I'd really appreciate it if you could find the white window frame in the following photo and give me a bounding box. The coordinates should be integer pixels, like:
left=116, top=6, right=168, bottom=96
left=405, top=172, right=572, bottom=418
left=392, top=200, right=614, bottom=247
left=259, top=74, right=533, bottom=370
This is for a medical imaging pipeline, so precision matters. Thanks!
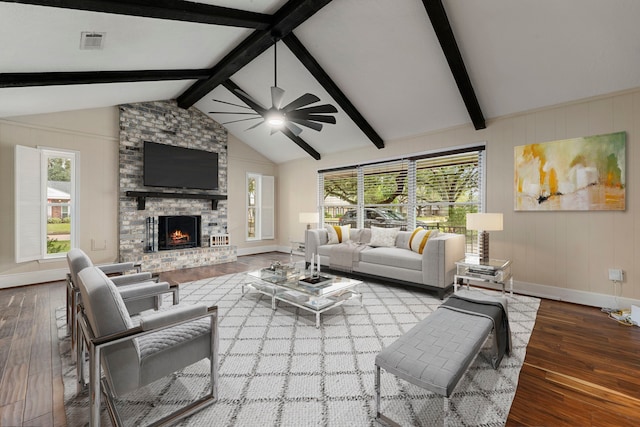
left=15, top=145, right=79, bottom=262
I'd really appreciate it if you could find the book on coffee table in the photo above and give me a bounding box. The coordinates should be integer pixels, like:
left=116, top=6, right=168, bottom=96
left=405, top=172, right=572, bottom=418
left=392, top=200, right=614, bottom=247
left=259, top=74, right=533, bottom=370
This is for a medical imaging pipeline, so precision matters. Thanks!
left=299, top=275, right=333, bottom=287
left=281, top=290, right=309, bottom=303
left=304, top=298, right=334, bottom=310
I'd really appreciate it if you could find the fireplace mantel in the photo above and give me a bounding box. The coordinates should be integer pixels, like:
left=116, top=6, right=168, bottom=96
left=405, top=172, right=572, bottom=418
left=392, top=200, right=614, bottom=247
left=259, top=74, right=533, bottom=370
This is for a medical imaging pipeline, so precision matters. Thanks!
left=125, top=191, right=227, bottom=210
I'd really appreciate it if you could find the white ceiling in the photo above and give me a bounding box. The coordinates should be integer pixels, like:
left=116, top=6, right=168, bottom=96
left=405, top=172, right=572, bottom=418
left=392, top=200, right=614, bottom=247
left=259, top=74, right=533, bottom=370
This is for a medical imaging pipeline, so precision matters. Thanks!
left=2, top=0, right=640, bottom=163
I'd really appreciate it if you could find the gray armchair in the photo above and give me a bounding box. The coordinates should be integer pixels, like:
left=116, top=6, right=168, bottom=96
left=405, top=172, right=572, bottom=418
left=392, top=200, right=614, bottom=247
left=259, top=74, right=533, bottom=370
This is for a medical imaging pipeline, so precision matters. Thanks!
left=66, top=249, right=179, bottom=363
left=76, top=266, right=218, bottom=426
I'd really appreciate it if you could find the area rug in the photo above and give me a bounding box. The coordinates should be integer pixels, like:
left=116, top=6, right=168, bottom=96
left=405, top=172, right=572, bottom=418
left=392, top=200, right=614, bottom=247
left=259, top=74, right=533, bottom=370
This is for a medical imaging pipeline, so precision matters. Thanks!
left=58, top=273, right=540, bottom=426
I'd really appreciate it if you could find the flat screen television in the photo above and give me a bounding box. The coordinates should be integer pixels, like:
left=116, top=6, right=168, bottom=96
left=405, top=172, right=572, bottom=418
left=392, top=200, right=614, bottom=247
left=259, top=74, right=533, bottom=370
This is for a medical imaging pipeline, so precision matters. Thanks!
left=143, top=141, right=219, bottom=190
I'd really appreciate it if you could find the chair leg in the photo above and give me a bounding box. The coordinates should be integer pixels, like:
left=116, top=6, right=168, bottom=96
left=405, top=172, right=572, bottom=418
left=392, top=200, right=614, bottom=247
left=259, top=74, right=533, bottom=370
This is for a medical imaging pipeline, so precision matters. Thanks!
left=89, top=342, right=101, bottom=426
left=102, top=379, right=124, bottom=427
left=76, top=317, right=88, bottom=395
left=375, top=366, right=402, bottom=427
left=66, top=275, right=73, bottom=334
left=211, top=311, right=219, bottom=401
left=375, top=365, right=381, bottom=417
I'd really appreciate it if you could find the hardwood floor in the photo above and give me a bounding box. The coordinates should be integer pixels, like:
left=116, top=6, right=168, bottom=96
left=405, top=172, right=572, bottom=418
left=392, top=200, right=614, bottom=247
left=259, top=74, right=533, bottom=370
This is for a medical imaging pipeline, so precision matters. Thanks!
left=1, top=252, right=638, bottom=426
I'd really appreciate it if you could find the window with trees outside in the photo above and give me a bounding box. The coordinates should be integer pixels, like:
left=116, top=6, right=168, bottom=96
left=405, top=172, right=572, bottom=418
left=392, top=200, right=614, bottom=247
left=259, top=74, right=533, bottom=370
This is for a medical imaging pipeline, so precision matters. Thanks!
left=15, top=146, right=78, bottom=262
left=46, top=153, right=75, bottom=255
left=319, top=146, right=485, bottom=253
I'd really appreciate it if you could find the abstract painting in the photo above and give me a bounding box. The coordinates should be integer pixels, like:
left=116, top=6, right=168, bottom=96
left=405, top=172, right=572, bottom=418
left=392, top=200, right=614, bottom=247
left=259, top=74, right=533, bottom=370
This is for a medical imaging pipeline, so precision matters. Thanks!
left=514, top=131, right=625, bottom=211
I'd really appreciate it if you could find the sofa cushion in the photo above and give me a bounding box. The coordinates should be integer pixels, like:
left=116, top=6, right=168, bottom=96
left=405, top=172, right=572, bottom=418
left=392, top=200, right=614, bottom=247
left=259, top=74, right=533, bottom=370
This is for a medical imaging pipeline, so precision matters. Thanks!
left=352, top=228, right=371, bottom=244
left=369, top=226, right=400, bottom=247
left=409, top=228, right=437, bottom=254
left=317, top=245, right=334, bottom=257
left=359, top=247, right=423, bottom=271
left=326, top=224, right=351, bottom=244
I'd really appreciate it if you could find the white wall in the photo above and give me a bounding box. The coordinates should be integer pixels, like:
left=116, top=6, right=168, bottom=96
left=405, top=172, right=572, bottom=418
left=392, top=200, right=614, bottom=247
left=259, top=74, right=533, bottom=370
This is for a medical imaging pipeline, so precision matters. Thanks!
left=277, top=88, right=640, bottom=307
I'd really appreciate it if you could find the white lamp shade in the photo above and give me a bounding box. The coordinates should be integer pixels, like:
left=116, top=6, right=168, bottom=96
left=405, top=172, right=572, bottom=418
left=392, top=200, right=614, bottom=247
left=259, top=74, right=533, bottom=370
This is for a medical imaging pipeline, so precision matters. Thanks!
left=299, top=212, right=318, bottom=224
left=466, top=213, right=503, bottom=231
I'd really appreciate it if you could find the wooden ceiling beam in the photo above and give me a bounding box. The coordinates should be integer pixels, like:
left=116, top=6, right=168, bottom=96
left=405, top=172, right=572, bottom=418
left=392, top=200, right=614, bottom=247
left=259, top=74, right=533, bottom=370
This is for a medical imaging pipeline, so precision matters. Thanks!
left=222, top=79, right=321, bottom=160
left=0, top=69, right=212, bottom=88
left=177, top=0, right=334, bottom=109
left=421, top=0, right=486, bottom=130
left=2, top=0, right=272, bottom=29
left=283, top=33, right=384, bottom=150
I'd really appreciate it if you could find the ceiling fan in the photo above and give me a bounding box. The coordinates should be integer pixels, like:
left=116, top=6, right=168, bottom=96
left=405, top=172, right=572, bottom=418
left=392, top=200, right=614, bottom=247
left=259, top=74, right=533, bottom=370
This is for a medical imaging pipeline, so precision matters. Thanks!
left=209, top=38, right=338, bottom=136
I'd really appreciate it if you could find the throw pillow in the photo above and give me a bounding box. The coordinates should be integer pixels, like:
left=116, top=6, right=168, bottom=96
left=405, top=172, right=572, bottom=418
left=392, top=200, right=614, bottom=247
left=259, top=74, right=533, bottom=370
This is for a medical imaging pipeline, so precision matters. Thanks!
left=369, top=226, right=400, bottom=247
left=326, top=224, right=351, bottom=244
left=408, top=227, right=438, bottom=254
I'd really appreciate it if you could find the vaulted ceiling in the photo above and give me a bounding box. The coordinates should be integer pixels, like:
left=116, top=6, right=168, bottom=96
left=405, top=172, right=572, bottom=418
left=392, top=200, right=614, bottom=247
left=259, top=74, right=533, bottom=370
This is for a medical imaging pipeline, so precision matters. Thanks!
left=2, top=0, right=640, bottom=163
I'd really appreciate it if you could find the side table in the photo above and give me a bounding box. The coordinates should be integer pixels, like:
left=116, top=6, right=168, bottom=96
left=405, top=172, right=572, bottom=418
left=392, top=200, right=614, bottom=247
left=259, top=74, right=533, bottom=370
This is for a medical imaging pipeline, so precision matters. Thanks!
left=454, top=257, right=513, bottom=296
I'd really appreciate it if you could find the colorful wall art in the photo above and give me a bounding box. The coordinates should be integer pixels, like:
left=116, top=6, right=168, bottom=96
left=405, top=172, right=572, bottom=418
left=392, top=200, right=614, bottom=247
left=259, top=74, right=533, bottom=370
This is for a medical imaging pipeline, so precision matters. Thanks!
left=514, top=131, right=625, bottom=211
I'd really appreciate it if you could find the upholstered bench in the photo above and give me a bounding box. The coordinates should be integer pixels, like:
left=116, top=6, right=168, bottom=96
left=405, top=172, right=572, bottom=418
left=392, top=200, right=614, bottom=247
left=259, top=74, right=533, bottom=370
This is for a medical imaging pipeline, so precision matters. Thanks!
left=374, top=291, right=510, bottom=425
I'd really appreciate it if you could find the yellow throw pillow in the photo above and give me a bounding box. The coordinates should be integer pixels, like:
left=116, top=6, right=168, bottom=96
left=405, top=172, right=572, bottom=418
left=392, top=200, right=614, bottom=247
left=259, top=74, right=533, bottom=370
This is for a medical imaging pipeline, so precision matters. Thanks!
left=409, top=227, right=434, bottom=254
left=326, top=224, right=351, bottom=244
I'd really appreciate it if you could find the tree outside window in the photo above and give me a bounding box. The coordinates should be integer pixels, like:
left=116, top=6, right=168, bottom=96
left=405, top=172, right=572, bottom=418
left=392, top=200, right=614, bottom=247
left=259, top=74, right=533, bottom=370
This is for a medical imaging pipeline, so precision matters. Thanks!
left=46, top=155, right=73, bottom=254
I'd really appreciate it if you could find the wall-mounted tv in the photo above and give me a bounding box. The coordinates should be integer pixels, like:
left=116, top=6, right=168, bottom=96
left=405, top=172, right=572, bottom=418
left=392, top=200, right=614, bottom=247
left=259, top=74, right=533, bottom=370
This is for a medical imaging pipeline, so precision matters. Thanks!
left=143, top=141, right=219, bottom=190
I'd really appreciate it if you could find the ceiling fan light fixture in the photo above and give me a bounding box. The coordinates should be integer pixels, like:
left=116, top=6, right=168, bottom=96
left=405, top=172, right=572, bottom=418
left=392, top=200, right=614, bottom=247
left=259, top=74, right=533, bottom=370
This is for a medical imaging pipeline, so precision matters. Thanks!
left=265, top=109, right=285, bottom=128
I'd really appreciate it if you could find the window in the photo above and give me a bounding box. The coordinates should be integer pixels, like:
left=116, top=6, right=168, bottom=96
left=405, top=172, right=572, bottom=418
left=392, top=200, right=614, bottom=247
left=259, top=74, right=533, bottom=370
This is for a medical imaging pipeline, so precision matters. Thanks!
left=319, top=146, right=484, bottom=252
left=15, top=145, right=79, bottom=262
left=320, top=168, right=357, bottom=226
left=362, top=160, right=409, bottom=229
left=246, top=173, right=274, bottom=241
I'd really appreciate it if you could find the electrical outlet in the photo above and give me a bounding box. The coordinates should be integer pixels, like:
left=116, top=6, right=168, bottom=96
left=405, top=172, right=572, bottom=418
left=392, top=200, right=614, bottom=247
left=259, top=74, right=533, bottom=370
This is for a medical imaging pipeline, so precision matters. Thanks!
left=608, top=268, right=623, bottom=282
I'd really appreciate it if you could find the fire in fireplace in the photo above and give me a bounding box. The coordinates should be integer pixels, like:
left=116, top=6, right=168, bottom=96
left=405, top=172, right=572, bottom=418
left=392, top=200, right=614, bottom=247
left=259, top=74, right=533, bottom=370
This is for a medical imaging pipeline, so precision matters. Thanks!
left=158, top=215, right=201, bottom=250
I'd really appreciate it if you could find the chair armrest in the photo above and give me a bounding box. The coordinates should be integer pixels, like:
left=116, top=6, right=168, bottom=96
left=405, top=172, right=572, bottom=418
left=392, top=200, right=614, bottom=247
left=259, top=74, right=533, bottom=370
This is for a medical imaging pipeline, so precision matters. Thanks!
left=82, top=306, right=217, bottom=347
left=97, top=261, right=136, bottom=275
left=117, top=281, right=170, bottom=301
left=139, top=304, right=209, bottom=331
left=110, top=272, right=154, bottom=286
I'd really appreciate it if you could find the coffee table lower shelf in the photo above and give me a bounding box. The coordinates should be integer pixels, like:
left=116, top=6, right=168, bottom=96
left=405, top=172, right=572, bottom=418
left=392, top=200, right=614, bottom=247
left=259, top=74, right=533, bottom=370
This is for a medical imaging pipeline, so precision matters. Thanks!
left=242, top=281, right=362, bottom=328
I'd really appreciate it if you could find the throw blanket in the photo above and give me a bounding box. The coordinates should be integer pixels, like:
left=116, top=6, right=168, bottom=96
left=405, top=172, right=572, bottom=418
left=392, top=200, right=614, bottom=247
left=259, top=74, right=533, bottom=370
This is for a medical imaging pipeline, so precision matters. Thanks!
left=440, top=294, right=511, bottom=369
left=329, top=241, right=367, bottom=272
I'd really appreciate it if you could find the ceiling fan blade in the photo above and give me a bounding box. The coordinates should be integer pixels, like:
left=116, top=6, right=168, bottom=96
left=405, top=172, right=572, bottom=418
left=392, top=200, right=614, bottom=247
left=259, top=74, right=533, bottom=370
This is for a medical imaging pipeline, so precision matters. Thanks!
left=245, top=120, right=265, bottom=131
left=281, top=93, right=320, bottom=113
left=221, top=117, right=262, bottom=125
left=286, top=110, right=337, bottom=122
left=271, top=86, right=285, bottom=109
left=291, top=104, right=338, bottom=115
left=306, top=114, right=337, bottom=124
left=288, top=117, right=323, bottom=131
left=211, top=98, right=253, bottom=110
left=284, top=122, right=303, bottom=136
left=208, top=111, right=260, bottom=115
left=233, top=88, right=267, bottom=115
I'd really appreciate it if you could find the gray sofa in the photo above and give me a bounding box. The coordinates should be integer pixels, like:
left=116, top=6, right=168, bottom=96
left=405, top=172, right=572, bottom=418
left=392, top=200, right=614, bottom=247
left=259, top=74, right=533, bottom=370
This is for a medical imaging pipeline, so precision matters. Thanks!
left=305, top=228, right=465, bottom=298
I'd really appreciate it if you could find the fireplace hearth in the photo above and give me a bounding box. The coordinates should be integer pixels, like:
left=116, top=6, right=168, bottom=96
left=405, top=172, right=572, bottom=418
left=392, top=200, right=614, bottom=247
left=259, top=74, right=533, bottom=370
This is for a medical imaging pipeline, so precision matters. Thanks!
left=157, top=215, right=201, bottom=250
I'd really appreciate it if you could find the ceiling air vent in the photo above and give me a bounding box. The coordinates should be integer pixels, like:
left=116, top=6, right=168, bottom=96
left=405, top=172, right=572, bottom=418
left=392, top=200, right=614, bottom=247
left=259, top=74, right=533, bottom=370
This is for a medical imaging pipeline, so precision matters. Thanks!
left=80, top=32, right=105, bottom=50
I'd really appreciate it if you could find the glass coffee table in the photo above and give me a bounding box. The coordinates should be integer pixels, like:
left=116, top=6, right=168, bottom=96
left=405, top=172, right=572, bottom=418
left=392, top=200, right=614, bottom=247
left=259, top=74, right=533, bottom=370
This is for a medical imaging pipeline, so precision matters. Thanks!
left=243, top=265, right=362, bottom=328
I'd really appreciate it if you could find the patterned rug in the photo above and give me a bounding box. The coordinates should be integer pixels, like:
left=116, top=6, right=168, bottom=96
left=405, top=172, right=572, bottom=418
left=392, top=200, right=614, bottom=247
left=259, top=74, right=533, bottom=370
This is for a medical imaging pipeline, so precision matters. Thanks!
left=58, top=273, right=540, bottom=426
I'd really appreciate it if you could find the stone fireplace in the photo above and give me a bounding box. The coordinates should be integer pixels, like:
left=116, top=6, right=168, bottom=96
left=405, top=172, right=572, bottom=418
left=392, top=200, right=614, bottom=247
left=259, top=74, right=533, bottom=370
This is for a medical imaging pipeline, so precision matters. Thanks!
left=118, top=100, right=236, bottom=273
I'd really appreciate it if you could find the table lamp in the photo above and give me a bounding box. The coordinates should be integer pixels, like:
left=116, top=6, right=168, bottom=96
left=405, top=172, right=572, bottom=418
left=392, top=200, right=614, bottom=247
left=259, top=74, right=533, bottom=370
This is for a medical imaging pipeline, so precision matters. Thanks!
left=466, top=213, right=503, bottom=262
left=299, top=212, right=318, bottom=230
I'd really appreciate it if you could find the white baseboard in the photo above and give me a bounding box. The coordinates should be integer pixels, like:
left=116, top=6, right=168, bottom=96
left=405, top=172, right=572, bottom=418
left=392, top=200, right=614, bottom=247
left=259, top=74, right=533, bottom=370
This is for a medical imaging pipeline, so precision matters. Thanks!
left=236, top=245, right=280, bottom=256
left=0, top=268, right=68, bottom=289
left=478, top=279, right=640, bottom=309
